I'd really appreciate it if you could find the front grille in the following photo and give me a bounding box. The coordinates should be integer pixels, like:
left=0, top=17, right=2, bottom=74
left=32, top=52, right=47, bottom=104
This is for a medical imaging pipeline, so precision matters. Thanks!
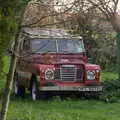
left=55, top=65, right=83, bottom=82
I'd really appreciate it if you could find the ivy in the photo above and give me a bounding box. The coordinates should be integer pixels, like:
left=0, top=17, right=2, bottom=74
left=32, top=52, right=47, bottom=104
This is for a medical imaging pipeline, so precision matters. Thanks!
left=0, top=0, right=30, bottom=78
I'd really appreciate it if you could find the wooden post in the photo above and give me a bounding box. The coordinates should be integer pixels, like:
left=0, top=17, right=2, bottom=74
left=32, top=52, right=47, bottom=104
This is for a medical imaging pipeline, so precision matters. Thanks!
left=0, top=26, right=21, bottom=120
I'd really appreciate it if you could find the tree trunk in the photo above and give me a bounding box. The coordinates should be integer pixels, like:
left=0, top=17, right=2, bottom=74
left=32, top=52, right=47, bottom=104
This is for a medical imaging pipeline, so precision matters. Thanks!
left=116, top=33, right=120, bottom=80
left=0, top=26, right=21, bottom=120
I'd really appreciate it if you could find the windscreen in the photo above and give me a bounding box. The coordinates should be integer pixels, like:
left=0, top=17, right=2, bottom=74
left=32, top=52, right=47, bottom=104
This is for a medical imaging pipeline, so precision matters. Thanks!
left=31, top=39, right=85, bottom=53
left=31, top=39, right=57, bottom=53
left=58, top=40, right=85, bottom=53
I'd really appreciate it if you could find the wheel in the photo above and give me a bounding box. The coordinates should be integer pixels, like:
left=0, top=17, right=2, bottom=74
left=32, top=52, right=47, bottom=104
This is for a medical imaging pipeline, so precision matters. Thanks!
left=84, top=91, right=100, bottom=99
left=14, top=73, right=25, bottom=97
left=31, top=81, right=39, bottom=100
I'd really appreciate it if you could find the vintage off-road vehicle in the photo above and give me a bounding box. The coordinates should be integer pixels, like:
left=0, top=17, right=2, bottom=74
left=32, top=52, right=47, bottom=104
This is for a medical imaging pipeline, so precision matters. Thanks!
left=14, top=28, right=103, bottom=100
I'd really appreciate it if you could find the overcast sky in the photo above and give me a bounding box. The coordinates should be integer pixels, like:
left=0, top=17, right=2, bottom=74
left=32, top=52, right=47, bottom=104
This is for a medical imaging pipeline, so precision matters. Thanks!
left=56, top=0, right=120, bottom=12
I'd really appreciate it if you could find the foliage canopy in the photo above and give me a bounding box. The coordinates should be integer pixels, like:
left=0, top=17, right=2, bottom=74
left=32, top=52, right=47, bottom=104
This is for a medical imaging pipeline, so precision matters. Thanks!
left=0, top=0, right=29, bottom=77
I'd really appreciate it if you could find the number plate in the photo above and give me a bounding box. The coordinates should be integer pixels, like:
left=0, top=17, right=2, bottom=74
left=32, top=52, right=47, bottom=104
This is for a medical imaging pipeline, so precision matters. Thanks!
left=73, top=86, right=103, bottom=91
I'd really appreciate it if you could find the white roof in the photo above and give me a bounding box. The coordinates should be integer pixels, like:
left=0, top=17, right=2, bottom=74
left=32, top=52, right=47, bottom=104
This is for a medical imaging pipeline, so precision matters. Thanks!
left=22, top=27, right=72, bottom=38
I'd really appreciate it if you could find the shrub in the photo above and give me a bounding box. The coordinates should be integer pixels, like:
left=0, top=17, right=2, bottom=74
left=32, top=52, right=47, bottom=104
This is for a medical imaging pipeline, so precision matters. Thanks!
left=100, top=79, right=120, bottom=102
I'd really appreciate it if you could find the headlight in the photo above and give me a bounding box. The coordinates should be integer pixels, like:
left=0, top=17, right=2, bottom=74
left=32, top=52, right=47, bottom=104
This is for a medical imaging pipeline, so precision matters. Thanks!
left=87, top=70, right=95, bottom=80
left=45, top=69, right=54, bottom=80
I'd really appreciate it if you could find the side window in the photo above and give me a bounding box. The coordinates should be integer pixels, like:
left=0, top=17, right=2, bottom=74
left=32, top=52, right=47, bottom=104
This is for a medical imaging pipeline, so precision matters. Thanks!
left=21, top=40, right=30, bottom=55
left=23, top=40, right=30, bottom=51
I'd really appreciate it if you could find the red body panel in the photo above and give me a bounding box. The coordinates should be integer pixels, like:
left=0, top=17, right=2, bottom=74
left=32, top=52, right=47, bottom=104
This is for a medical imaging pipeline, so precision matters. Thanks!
left=26, top=53, right=87, bottom=65
left=21, top=53, right=102, bottom=87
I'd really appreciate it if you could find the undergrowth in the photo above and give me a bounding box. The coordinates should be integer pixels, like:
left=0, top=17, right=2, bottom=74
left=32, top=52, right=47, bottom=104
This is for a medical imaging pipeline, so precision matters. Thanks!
left=100, top=67, right=120, bottom=102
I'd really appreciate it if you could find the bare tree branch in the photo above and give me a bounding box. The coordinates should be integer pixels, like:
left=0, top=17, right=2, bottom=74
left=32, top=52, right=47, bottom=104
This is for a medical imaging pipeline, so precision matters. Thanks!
left=113, top=0, right=119, bottom=14
left=86, top=0, right=113, bottom=20
left=22, top=0, right=78, bottom=27
left=22, top=5, right=73, bottom=27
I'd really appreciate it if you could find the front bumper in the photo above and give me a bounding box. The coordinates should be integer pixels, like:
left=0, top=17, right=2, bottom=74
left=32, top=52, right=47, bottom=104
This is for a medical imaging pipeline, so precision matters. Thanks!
left=39, top=86, right=103, bottom=92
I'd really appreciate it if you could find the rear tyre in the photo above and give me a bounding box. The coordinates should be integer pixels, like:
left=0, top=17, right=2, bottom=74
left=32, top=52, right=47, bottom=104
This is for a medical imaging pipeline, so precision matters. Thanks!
left=14, top=73, right=25, bottom=98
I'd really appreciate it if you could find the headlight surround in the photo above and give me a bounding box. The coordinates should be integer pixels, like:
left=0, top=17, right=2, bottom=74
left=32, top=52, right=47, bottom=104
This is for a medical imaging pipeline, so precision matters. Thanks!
left=87, top=70, right=95, bottom=80
left=45, top=69, right=54, bottom=80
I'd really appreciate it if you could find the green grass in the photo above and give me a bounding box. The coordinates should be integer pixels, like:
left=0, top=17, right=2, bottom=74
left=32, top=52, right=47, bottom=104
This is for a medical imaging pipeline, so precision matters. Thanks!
left=0, top=56, right=10, bottom=89
left=101, top=66, right=118, bottom=81
left=7, top=98, right=120, bottom=120
left=101, top=71, right=118, bottom=81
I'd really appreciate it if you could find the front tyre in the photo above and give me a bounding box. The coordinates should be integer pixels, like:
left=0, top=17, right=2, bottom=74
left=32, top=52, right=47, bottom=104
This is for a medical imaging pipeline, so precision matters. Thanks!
left=31, top=81, right=39, bottom=100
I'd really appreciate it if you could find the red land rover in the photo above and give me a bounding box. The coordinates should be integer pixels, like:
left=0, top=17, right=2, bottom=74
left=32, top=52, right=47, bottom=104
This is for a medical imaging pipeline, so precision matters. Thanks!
left=14, top=28, right=103, bottom=100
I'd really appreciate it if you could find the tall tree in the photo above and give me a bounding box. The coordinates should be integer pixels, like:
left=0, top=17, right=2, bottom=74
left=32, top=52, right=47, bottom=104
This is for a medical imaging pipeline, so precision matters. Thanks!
left=0, top=0, right=30, bottom=120
left=83, top=0, right=120, bottom=78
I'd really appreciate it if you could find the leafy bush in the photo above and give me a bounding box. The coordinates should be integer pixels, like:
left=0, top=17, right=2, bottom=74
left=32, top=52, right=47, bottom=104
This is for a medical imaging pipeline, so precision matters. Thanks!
left=89, top=33, right=116, bottom=69
left=100, top=79, right=120, bottom=102
left=99, top=69, right=120, bottom=102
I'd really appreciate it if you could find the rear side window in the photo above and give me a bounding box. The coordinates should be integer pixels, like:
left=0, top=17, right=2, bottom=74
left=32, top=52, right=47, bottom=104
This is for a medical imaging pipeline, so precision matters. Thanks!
left=23, top=40, right=30, bottom=51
